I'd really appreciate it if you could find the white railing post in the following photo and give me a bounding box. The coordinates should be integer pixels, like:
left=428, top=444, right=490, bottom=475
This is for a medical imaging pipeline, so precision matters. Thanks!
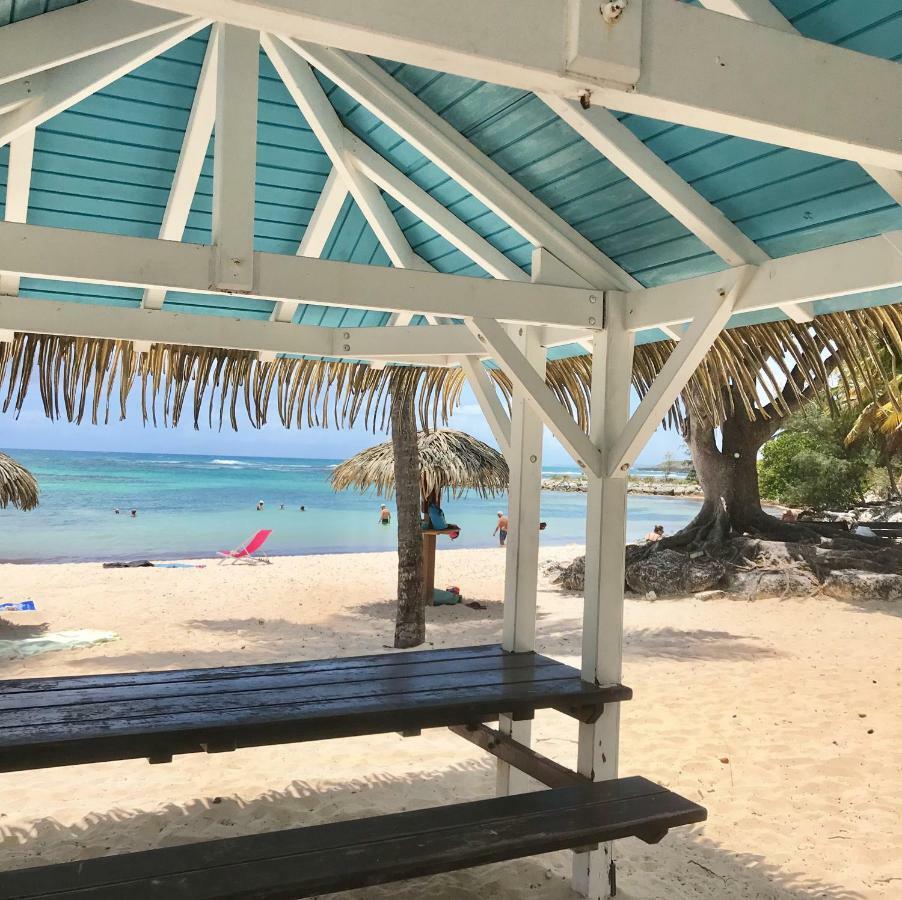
left=572, top=295, right=635, bottom=899
left=495, top=320, right=545, bottom=796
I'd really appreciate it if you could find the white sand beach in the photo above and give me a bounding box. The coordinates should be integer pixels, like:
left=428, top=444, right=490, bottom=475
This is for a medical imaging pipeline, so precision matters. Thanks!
left=1, top=545, right=899, bottom=899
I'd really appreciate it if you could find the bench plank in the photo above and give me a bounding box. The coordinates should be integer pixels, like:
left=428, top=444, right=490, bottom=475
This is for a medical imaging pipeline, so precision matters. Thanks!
left=0, top=777, right=706, bottom=900
left=0, top=647, right=631, bottom=772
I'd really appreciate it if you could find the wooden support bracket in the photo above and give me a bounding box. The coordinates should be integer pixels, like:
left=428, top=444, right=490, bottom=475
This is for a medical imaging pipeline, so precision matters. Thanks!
left=449, top=723, right=589, bottom=789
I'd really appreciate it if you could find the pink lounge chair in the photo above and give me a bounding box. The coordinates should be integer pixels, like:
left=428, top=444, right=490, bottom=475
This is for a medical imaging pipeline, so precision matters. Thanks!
left=218, top=529, right=273, bottom=564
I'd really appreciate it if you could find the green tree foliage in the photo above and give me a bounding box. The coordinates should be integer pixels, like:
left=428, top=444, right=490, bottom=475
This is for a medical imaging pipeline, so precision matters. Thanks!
left=758, top=407, right=873, bottom=509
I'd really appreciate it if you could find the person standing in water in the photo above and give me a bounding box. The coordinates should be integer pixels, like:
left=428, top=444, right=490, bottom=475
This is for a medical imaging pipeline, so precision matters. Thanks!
left=379, top=504, right=391, bottom=525
left=256, top=500, right=265, bottom=511
left=493, top=511, right=509, bottom=546
left=645, top=524, right=665, bottom=542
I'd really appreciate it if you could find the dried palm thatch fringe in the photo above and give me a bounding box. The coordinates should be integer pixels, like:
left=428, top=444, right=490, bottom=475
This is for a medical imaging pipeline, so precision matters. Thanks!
left=0, top=451, right=39, bottom=511
left=0, top=305, right=899, bottom=433
left=331, top=428, right=509, bottom=499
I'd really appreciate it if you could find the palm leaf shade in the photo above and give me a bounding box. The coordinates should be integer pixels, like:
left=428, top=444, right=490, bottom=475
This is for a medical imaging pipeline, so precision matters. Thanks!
left=0, top=304, right=899, bottom=434
left=330, top=429, right=508, bottom=500
left=0, top=452, right=39, bottom=511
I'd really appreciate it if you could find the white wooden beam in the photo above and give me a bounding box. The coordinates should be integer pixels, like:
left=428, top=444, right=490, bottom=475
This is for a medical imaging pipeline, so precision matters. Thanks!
left=623, top=231, right=902, bottom=332
left=262, top=35, right=426, bottom=274
left=0, top=0, right=194, bottom=88
left=0, top=221, right=597, bottom=326
left=143, top=25, right=220, bottom=310
left=573, top=299, right=635, bottom=900
left=139, top=0, right=902, bottom=169
left=698, top=0, right=794, bottom=32
left=0, top=18, right=208, bottom=149
left=539, top=96, right=821, bottom=323
left=211, top=24, right=259, bottom=291
left=291, top=43, right=637, bottom=292
left=0, top=128, right=35, bottom=296
left=459, top=356, right=511, bottom=456
left=468, top=316, right=603, bottom=477
left=0, top=295, right=481, bottom=360
left=542, top=97, right=769, bottom=269
left=697, top=0, right=902, bottom=204
left=347, top=136, right=529, bottom=283
left=271, top=167, right=348, bottom=323
left=608, top=269, right=752, bottom=477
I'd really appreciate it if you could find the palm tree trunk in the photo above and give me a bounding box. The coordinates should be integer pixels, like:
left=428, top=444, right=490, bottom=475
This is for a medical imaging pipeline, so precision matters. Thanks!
left=390, top=385, right=426, bottom=648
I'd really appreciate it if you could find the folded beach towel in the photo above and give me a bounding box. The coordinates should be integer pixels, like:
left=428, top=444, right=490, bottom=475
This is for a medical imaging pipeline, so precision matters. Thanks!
left=0, top=601, right=36, bottom=612
left=0, top=629, right=118, bottom=660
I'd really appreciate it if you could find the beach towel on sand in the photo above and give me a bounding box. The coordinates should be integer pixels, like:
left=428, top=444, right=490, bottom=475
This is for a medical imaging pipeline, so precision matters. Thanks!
left=0, top=629, right=118, bottom=661
left=0, top=601, right=36, bottom=612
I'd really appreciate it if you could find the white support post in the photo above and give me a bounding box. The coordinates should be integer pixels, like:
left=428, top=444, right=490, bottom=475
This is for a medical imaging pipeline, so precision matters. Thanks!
left=495, top=321, right=545, bottom=796
left=468, top=316, right=604, bottom=477
left=0, top=127, right=34, bottom=296
left=271, top=167, right=348, bottom=323
left=572, top=297, right=635, bottom=900
left=0, top=19, right=208, bottom=148
left=211, top=24, right=259, bottom=291
left=607, top=269, right=750, bottom=476
left=143, top=24, right=220, bottom=310
left=459, top=356, right=511, bottom=457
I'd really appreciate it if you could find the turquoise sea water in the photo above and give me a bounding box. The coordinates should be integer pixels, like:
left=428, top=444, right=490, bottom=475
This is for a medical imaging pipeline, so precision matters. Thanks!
left=0, top=450, right=702, bottom=563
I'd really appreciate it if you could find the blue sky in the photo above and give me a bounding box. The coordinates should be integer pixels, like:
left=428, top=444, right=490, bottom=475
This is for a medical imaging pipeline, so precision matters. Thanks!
left=0, top=379, right=686, bottom=467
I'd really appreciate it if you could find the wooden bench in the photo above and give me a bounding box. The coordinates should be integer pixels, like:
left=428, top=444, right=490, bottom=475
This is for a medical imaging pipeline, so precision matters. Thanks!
left=0, top=645, right=630, bottom=771
left=0, top=776, right=706, bottom=899
left=0, top=645, right=705, bottom=897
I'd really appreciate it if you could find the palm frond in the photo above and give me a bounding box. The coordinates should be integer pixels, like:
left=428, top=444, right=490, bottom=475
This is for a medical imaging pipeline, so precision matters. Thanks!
left=0, top=452, right=39, bottom=511
left=0, top=304, right=899, bottom=435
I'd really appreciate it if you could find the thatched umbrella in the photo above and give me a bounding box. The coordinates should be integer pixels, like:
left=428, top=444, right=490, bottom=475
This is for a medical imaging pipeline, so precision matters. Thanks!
left=0, top=452, right=39, bottom=511
left=332, top=429, right=508, bottom=612
left=330, top=428, right=508, bottom=503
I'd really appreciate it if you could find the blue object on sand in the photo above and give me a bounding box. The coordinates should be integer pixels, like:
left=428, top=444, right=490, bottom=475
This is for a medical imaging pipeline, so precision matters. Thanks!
left=0, top=601, right=36, bottom=612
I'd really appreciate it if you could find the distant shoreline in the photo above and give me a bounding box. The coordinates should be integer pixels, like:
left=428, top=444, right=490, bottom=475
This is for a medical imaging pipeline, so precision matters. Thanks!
left=542, top=475, right=703, bottom=498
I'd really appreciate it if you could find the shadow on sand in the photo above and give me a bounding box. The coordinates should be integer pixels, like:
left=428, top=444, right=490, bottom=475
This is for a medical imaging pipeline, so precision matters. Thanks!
left=0, top=756, right=862, bottom=900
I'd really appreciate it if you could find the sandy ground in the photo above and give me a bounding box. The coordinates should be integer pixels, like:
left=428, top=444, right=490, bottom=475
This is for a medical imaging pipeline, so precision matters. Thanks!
left=0, top=544, right=900, bottom=899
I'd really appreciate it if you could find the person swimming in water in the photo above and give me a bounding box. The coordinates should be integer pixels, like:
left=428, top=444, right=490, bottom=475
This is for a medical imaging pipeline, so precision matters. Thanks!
left=256, top=500, right=265, bottom=511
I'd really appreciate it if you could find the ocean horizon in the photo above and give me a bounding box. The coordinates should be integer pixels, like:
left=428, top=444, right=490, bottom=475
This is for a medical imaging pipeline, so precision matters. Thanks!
left=0, top=448, right=701, bottom=564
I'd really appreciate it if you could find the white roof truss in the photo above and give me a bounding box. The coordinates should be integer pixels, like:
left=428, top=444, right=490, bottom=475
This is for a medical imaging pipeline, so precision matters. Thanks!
left=136, top=0, right=902, bottom=170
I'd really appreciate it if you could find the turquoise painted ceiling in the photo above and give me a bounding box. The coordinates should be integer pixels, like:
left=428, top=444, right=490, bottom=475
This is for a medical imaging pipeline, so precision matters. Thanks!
left=0, top=0, right=900, bottom=351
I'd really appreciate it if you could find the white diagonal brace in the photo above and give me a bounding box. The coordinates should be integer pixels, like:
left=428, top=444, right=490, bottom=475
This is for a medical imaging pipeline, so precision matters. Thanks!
left=697, top=0, right=902, bottom=204
left=459, top=356, right=511, bottom=456
left=0, top=18, right=209, bottom=149
left=290, top=43, right=637, bottom=292
left=539, top=96, right=823, bottom=325
left=469, top=316, right=603, bottom=477
left=542, top=97, right=769, bottom=269
left=0, top=128, right=35, bottom=296
left=143, top=24, right=220, bottom=310
left=271, top=167, right=349, bottom=323
left=0, top=0, right=194, bottom=88
left=609, top=268, right=754, bottom=476
left=211, top=24, right=259, bottom=291
left=347, top=136, right=528, bottom=283
left=262, top=35, right=426, bottom=277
